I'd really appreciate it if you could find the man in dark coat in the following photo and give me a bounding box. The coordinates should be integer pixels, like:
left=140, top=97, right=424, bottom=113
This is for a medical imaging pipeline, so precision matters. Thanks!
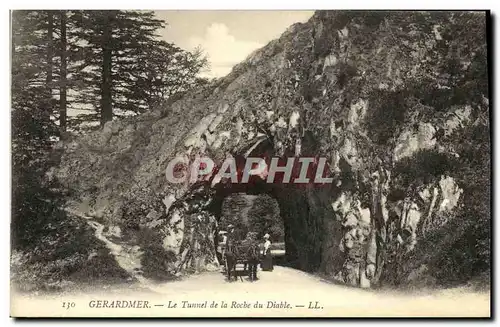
left=224, top=224, right=237, bottom=281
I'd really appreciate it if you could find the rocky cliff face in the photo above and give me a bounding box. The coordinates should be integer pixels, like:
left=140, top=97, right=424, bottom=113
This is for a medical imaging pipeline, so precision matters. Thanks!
left=55, top=11, right=490, bottom=288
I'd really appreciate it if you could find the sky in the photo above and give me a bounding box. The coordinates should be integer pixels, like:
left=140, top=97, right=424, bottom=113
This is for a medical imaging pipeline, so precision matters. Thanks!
left=154, top=11, right=314, bottom=78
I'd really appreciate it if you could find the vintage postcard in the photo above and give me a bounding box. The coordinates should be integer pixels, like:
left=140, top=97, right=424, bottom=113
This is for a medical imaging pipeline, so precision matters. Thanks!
left=10, top=9, right=491, bottom=318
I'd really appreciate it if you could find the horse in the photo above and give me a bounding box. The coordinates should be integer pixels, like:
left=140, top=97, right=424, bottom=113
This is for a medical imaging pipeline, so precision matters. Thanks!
left=224, top=240, right=239, bottom=282
left=224, top=240, right=260, bottom=282
left=245, top=241, right=260, bottom=281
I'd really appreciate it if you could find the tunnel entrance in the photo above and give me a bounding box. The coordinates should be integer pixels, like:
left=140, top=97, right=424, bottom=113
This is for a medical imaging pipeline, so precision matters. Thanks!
left=194, top=136, right=343, bottom=273
left=167, top=135, right=345, bottom=276
left=220, top=193, right=284, bottom=254
left=207, top=182, right=289, bottom=268
left=201, top=136, right=296, bottom=269
left=203, top=170, right=341, bottom=272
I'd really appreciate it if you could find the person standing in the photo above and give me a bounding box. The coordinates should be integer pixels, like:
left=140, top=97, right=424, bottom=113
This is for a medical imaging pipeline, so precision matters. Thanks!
left=261, top=233, right=273, bottom=271
left=224, top=224, right=237, bottom=281
left=226, top=224, right=235, bottom=248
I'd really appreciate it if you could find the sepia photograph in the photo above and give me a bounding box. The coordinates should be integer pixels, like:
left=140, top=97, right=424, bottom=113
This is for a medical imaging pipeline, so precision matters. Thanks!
left=9, top=9, right=491, bottom=318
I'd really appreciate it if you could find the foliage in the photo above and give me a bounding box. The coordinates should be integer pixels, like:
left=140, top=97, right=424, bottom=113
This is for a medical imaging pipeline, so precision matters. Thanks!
left=136, top=227, right=178, bottom=281
left=248, top=194, right=284, bottom=241
left=390, top=149, right=459, bottom=199
left=119, top=187, right=167, bottom=235
left=11, top=9, right=210, bottom=246
left=11, top=216, right=130, bottom=293
left=11, top=10, right=64, bottom=248
left=12, top=10, right=210, bottom=132
left=439, top=122, right=491, bottom=282
left=383, top=121, right=490, bottom=288
left=220, top=193, right=284, bottom=242
left=70, top=10, right=209, bottom=125
left=365, top=89, right=412, bottom=146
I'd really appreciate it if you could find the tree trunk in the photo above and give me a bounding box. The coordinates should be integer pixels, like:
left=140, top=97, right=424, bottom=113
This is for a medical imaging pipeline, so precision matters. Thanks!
left=59, top=11, right=67, bottom=135
left=46, top=11, right=53, bottom=91
left=45, top=10, right=54, bottom=126
left=100, top=12, right=114, bottom=127
left=370, top=166, right=391, bottom=285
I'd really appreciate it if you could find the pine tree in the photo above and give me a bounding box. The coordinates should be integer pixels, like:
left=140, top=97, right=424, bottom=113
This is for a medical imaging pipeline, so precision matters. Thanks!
left=11, top=10, right=64, bottom=247
left=71, top=10, right=208, bottom=127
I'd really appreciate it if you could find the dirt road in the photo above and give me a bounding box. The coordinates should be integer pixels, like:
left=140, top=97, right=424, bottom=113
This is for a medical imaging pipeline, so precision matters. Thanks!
left=13, top=211, right=489, bottom=317
left=11, top=265, right=490, bottom=318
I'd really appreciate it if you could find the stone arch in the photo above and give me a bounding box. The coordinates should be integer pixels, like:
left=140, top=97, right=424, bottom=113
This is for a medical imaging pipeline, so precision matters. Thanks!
left=162, top=130, right=346, bottom=275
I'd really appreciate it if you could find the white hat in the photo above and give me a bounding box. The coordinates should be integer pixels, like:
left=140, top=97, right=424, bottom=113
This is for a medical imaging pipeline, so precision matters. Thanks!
left=263, top=233, right=270, bottom=239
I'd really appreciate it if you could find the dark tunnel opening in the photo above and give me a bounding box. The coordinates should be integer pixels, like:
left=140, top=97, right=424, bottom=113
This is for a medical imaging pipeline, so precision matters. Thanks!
left=202, top=137, right=340, bottom=273
left=206, top=175, right=293, bottom=269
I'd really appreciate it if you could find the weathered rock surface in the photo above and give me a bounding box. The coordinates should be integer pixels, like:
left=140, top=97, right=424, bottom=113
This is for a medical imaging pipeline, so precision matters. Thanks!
left=55, top=11, right=489, bottom=287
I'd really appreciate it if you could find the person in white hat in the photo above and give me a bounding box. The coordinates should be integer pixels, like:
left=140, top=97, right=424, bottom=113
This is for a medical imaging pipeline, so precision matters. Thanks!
left=219, top=230, right=228, bottom=240
left=226, top=225, right=235, bottom=243
left=261, top=233, right=273, bottom=271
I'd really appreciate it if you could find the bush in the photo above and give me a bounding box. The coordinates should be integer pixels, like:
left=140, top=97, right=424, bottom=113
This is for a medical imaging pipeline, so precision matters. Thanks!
left=11, top=216, right=131, bottom=293
left=137, top=227, right=178, bottom=281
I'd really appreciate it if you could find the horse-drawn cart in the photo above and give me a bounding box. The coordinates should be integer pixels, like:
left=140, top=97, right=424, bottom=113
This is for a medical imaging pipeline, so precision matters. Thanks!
left=224, top=238, right=260, bottom=282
